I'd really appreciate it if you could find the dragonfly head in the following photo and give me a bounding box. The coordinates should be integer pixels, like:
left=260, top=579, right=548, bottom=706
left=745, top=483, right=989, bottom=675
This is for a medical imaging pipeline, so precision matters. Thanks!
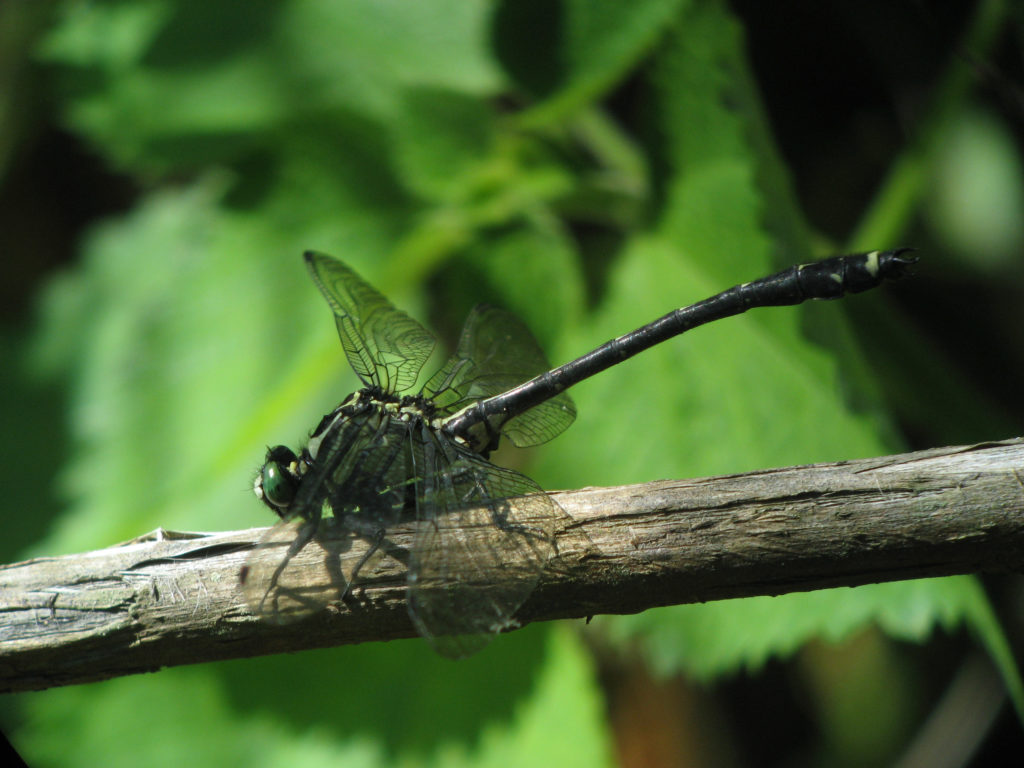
left=254, top=445, right=301, bottom=516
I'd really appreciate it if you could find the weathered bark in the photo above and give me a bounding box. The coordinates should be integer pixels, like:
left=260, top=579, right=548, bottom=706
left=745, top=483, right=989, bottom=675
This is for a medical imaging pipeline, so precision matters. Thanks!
left=1, top=439, right=1022, bottom=692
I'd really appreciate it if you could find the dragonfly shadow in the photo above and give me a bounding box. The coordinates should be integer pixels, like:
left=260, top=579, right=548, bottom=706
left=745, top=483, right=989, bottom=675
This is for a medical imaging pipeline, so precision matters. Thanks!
left=243, top=514, right=421, bottom=626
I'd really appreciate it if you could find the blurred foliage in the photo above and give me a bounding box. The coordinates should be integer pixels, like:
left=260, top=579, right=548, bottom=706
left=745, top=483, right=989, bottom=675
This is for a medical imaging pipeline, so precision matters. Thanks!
left=2, top=0, right=1024, bottom=766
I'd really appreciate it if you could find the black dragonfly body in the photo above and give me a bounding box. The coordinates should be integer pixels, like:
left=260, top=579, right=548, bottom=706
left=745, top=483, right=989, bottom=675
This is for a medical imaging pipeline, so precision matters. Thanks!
left=245, top=249, right=915, bottom=657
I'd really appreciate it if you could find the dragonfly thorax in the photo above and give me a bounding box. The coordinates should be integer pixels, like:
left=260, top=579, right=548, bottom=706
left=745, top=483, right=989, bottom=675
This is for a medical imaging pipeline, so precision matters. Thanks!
left=254, top=386, right=443, bottom=518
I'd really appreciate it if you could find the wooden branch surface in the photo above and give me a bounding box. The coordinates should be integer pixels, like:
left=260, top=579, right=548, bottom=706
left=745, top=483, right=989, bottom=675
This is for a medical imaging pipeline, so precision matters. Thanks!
left=2, top=439, right=1023, bottom=692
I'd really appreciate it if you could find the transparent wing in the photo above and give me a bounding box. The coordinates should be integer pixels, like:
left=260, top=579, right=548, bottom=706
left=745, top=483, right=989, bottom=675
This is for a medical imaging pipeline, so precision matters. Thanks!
left=406, top=426, right=565, bottom=658
left=421, top=304, right=576, bottom=447
left=305, top=251, right=435, bottom=392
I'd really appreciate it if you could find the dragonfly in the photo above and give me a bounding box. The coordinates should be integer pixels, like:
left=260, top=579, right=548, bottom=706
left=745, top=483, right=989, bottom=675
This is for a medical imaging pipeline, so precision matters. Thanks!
left=243, top=248, right=915, bottom=657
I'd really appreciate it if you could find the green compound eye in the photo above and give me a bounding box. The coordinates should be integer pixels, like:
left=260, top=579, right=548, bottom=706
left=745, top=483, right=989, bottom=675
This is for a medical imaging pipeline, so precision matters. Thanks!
left=261, top=461, right=296, bottom=509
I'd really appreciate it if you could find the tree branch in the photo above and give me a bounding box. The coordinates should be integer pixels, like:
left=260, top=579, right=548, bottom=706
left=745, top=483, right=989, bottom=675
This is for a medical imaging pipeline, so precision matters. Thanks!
left=2, top=439, right=1023, bottom=692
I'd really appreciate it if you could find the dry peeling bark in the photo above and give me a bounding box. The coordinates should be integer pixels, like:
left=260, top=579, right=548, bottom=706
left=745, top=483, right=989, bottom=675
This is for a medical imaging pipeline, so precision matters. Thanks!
left=1, top=439, right=1022, bottom=692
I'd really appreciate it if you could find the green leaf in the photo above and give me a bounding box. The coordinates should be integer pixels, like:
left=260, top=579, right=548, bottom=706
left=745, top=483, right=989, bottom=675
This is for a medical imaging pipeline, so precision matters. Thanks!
left=15, top=626, right=611, bottom=768
left=31, top=182, right=324, bottom=552
left=595, top=578, right=991, bottom=679
left=498, top=0, right=690, bottom=126
left=39, top=0, right=505, bottom=173
left=391, top=88, right=498, bottom=201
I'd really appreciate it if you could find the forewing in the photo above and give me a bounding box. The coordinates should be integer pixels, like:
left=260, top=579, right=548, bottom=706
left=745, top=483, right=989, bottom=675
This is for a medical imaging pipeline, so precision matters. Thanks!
left=422, top=305, right=576, bottom=446
left=305, top=251, right=435, bottom=392
left=406, top=430, right=563, bottom=657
